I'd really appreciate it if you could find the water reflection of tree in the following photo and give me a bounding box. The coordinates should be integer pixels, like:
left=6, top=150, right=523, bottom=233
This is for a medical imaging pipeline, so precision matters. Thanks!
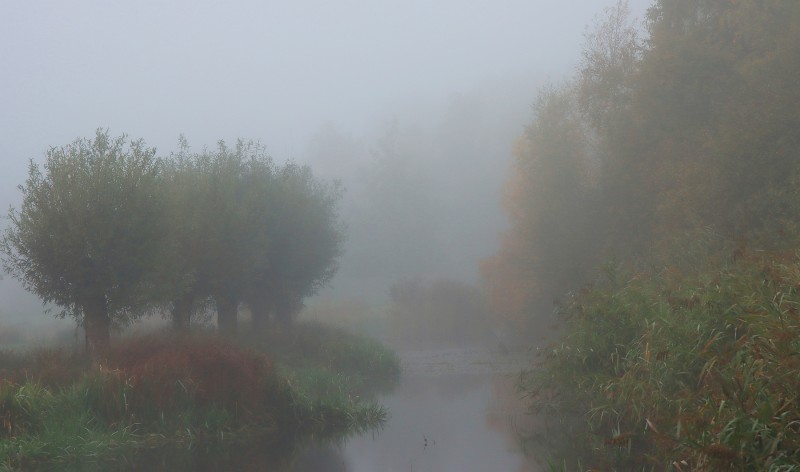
left=289, top=445, right=348, bottom=472
left=485, top=374, right=543, bottom=472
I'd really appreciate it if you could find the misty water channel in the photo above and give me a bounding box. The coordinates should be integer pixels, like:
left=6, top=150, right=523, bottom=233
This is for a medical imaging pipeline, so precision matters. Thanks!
left=126, top=348, right=540, bottom=472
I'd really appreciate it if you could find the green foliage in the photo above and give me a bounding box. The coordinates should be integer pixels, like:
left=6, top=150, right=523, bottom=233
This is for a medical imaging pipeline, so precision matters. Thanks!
left=245, top=320, right=401, bottom=383
left=2, top=130, right=344, bottom=341
left=0, top=381, right=134, bottom=469
left=2, top=129, right=163, bottom=313
left=160, top=139, right=272, bottom=334
left=161, top=137, right=344, bottom=333
left=526, top=245, right=800, bottom=470
left=485, top=0, right=800, bottom=335
left=281, top=367, right=387, bottom=435
left=502, top=4, right=800, bottom=467
left=1, top=130, right=163, bottom=354
left=247, top=161, right=345, bottom=325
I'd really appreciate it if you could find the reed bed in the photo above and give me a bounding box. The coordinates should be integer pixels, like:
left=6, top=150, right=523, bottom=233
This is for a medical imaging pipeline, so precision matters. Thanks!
left=527, top=247, right=800, bottom=470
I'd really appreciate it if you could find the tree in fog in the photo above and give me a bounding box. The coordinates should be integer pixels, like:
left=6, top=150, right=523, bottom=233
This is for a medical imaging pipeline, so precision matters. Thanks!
left=161, top=140, right=203, bottom=332
left=161, top=140, right=271, bottom=336
left=578, top=0, right=641, bottom=132
left=244, top=162, right=344, bottom=329
left=639, top=0, right=800, bottom=238
left=587, top=0, right=800, bottom=248
left=345, top=121, right=446, bottom=290
left=484, top=0, right=800, bottom=335
left=481, top=87, right=600, bottom=333
left=1, top=130, right=163, bottom=357
left=162, top=139, right=343, bottom=334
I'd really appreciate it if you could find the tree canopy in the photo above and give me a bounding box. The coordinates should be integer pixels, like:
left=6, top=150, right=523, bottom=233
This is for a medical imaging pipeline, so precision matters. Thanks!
left=1, top=130, right=164, bottom=356
left=159, top=139, right=345, bottom=336
left=483, top=0, right=800, bottom=334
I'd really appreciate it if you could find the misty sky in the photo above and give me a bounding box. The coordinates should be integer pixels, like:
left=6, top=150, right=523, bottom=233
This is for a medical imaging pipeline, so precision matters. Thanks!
left=0, top=0, right=651, bottom=319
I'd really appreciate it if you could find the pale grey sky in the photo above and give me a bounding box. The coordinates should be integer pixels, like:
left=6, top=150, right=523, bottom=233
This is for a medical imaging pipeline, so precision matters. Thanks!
left=2, top=0, right=649, bottom=172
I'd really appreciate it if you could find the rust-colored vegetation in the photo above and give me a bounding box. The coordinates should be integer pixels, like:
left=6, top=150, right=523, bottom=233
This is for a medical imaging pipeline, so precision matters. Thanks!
left=0, top=323, right=397, bottom=468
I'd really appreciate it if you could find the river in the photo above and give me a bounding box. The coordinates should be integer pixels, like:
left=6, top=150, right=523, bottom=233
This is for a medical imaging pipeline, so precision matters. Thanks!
left=322, top=347, right=540, bottom=472
left=122, top=347, right=541, bottom=472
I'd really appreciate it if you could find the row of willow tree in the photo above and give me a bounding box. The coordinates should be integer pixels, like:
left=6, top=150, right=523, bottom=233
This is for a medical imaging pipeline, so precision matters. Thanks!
left=1, top=131, right=344, bottom=358
left=482, top=0, right=800, bottom=333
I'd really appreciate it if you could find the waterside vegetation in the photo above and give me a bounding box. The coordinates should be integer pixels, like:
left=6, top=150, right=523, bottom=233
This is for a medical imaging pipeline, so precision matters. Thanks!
left=0, top=321, right=399, bottom=470
left=477, top=0, right=800, bottom=469
left=527, top=238, right=800, bottom=470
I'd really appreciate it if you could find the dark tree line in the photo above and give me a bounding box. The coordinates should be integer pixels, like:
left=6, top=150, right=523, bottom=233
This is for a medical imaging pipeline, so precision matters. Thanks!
left=1, top=130, right=344, bottom=358
left=483, top=0, right=800, bottom=333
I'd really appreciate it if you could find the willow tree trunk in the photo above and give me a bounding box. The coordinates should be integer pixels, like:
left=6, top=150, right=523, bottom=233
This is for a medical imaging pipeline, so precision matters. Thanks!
left=248, top=296, right=271, bottom=334
left=172, top=292, right=194, bottom=333
left=83, top=295, right=111, bottom=360
left=275, top=295, right=298, bottom=328
left=216, top=295, right=239, bottom=337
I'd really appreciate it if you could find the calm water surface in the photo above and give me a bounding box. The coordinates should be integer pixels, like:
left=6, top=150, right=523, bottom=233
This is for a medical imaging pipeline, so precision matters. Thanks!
left=292, top=348, right=540, bottom=472
left=126, top=348, right=541, bottom=472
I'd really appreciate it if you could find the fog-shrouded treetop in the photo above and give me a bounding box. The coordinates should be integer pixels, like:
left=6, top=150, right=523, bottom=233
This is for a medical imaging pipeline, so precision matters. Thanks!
left=1, top=130, right=164, bottom=356
left=2, top=129, right=345, bottom=355
left=156, top=138, right=345, bottom=336
left=483, top=0, right=800, bottom=336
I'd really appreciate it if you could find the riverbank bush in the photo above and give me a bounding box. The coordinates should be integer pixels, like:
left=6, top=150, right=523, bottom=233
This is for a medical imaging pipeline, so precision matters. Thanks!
left=388, top=278, right=494, bottom=348
left=526, top=246, right=800, bottom=470
left=0, top=323, right=399, bottom=469
left=247, top=320, right=401, bottom=386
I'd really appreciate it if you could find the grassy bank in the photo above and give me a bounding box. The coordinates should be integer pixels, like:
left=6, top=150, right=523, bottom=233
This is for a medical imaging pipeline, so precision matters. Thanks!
left=0, top=321, right=400, bottom=470
left=526, top=245, right=800, bottom=471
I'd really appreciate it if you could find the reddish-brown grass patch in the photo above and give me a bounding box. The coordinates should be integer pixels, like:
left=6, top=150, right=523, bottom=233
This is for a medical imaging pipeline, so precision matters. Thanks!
left=103, top=335, right=275, bottom=419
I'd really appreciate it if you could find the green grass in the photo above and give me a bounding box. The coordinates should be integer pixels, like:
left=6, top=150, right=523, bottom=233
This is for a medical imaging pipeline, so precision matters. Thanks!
left=525, top=245, right=800, bottom=471
left=0, top=322, right=400, bottom=469
left=0, top=381, right=135, bottom=470
left=282, top=367, right=388, bottom=436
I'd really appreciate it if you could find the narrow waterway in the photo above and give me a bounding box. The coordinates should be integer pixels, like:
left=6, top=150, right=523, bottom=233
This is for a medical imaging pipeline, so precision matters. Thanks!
left=293, top=347, right=540, bottom=472
left=122, top=347, right=541, bottom=471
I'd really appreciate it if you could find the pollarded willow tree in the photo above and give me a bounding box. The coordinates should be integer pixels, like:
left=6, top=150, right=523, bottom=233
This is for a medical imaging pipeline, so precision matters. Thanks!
left=1, top=130, right=164, bottom=358
left=161, top=139, right=271, bottom=336
left=1, top=130, right=345, bottom=347
left=162, top=139, right=344, bottom=335
left=243, top=162, right=345, bottom=331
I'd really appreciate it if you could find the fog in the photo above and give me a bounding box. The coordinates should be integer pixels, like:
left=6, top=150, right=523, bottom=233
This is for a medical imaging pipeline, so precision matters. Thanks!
left=1, top=0, right=652, bottom=326
left=5, top=2, right=800, bottom=469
